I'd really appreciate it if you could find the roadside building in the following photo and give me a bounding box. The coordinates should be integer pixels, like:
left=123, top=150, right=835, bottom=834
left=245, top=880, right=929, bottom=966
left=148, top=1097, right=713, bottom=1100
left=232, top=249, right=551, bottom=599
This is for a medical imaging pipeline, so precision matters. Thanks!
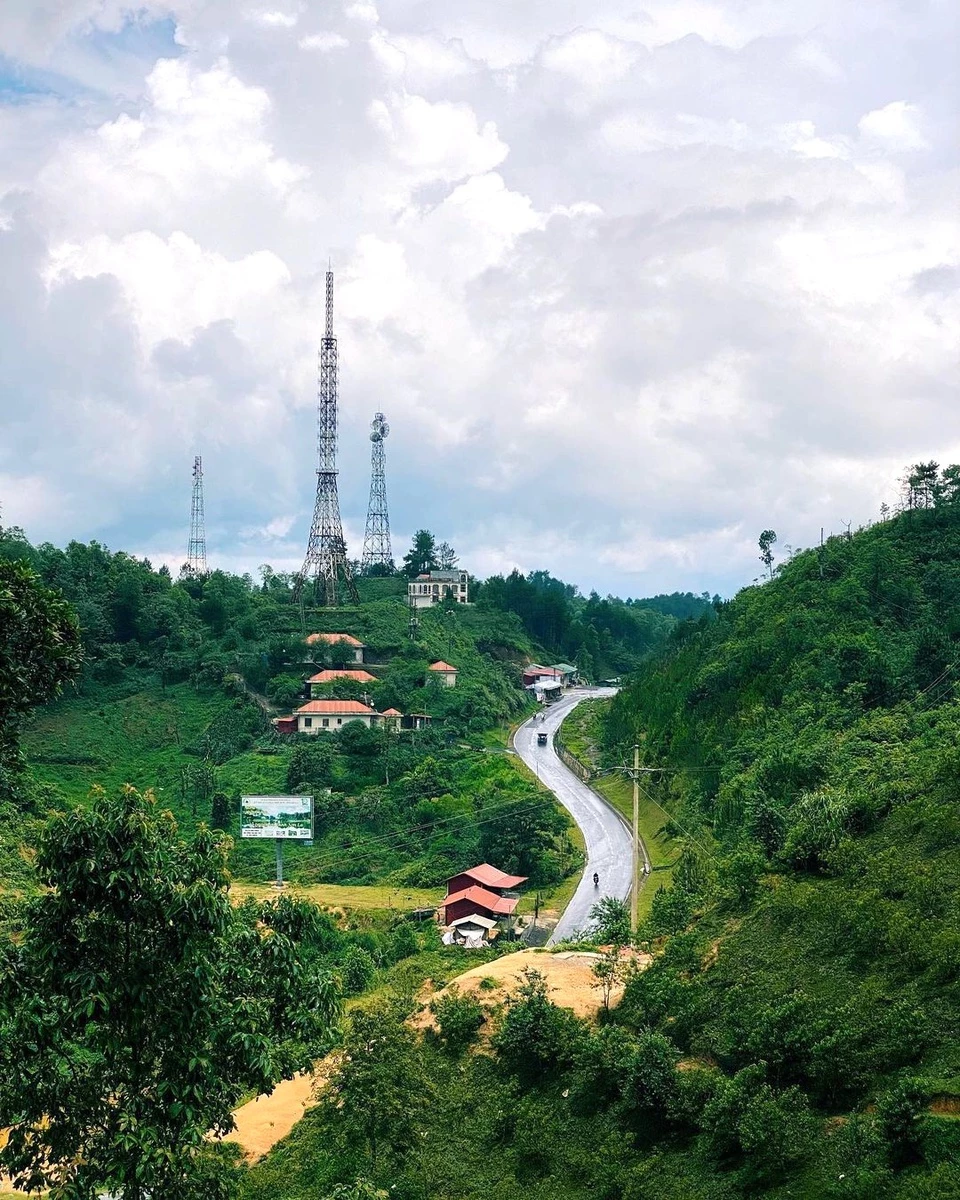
left=522, top=664, right=562, bottom=688
left=552, top=663, right=578, bottom=686
left=306, top=668, right=377, bottom=697
left=271, top=715, right=298, bottom=735
left=408, top=569, right=470, bottom=609
left=304, top=632, right=366, bottom=664
left=428, top=660, right=458, bottom=688
left=442, top=884, right=519, bottom=927
left=402, top=712, right=433, bottom=730
left=294, top=699, right=379, bottom=733
left=446, top=863, right=528, bottom=897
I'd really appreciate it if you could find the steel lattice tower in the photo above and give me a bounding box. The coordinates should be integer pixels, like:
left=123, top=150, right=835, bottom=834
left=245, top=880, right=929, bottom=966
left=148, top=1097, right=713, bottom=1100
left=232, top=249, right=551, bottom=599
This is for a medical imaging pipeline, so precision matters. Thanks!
left=186, top=455, right=207, bottom=576
left=361, top=412, right=393, bottom=572
left=296, top=269, right=359, bottom=606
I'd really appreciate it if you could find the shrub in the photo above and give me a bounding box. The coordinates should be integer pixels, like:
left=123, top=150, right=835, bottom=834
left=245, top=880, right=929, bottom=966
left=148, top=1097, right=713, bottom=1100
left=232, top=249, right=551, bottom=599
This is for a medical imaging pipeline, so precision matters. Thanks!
left=430, top=986, right=485, bottom=1055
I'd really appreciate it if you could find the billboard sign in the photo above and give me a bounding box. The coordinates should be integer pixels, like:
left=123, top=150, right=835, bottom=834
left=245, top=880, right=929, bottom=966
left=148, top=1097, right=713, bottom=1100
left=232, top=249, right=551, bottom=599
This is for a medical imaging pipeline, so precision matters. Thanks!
left=240, top=795, right=314, bottom=840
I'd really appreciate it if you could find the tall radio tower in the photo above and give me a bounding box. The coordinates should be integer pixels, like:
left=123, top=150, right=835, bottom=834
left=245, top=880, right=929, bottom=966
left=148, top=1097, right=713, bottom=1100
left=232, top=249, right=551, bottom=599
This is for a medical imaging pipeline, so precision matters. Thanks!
left=296, top=268, right=359, bottom=606
left=186, top=455, right=207, bottom=576
left=361, top=412, right=393, bottom=573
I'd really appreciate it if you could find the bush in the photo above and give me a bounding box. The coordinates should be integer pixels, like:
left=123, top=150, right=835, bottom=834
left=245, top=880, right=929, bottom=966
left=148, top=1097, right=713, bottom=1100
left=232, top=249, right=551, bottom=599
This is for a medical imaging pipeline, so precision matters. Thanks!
left=339, top=944, right=376, bottom=995
left=430, top=987, right=484, bottom=1055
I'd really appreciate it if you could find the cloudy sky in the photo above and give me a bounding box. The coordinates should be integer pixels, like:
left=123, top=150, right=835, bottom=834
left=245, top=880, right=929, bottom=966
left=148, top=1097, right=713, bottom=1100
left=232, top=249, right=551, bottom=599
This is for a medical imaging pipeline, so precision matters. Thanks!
left=0, top=1, right=957, bottom=598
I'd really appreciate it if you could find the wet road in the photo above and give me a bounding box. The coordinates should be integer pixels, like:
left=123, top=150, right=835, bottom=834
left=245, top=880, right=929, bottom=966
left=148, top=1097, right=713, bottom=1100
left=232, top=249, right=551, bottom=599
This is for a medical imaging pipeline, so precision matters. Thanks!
left=513, top=688, right=634, bottom=943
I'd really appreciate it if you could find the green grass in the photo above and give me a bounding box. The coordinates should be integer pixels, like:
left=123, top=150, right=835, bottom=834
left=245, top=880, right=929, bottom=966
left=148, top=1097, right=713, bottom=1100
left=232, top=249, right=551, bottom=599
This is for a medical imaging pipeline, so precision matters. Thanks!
left=230, top=881, right=442, bottom=911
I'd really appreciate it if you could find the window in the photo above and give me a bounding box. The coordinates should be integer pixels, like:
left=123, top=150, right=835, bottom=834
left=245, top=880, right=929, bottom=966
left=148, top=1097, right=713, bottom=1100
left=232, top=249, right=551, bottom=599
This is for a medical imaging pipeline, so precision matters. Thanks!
left=322, top=718, right=329, bottom=728
left=304, top=717, right=313, bottom=728
left=337, top=718, right=342, bottom=725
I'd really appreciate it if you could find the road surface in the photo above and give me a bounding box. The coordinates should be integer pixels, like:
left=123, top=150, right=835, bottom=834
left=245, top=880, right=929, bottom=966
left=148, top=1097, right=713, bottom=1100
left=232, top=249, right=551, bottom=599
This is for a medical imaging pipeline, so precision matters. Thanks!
left=513, top=688, right=634, bottom=942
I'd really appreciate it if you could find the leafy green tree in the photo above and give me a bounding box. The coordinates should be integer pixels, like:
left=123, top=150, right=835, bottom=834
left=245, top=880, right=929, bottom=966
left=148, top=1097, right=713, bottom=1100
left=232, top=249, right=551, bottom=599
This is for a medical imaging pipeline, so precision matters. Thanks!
left=492, top=968, right=586, bottom=1085
left=430, top=986, right=485, bottom=1054
left=876, top=1077, right=928, bottom=1167
left=0, top=785, right=339, bottom=1200
left=436, top=541, right=458, bottom=570
left=0, top=560, right=81, bottom=796
left=402, top=530, right=439, bottom=578
left=758, top=529, right=777, bottom=578
left=589, top=895, right=630, bottom=944
left=321, top=1002, right=433, bottom=1169
left=210, top=790, right=231, bottom=831
left=340, top=944, right=376, bottom=994
left=266, top=673, right=305, bottom=706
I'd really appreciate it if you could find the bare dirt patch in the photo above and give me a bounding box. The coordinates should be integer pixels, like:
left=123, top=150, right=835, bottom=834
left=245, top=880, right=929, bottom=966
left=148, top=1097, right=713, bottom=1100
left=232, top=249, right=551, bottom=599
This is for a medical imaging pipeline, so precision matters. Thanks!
left=417, top=946, right=651, bottom=1028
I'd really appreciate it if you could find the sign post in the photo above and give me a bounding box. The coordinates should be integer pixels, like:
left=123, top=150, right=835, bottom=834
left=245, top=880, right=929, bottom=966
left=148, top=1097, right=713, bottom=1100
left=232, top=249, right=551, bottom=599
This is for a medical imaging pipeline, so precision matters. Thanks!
left=240, top=795, right=314, bottom=889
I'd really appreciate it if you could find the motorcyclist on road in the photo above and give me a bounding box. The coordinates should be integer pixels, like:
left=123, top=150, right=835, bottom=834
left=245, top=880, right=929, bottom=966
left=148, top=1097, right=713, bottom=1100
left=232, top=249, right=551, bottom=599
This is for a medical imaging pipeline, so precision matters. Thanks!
left=592, top=872, right=599, bottom=888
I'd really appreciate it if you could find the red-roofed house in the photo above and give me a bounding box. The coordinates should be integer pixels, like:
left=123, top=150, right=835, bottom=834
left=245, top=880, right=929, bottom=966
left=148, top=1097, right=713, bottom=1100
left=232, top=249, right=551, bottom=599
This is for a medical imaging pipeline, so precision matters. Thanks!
left=304, top=632, right=366, bottom=664
left=522, top=664, right=562, bottom=688
left=446, top=863, right=529, bottom=896
left=271, top=715, right=298, bottom=735
left=442, top=885, right=519, bottom=926
left=295, top=699, right=378, bottom=733
left=381, top=707, right=402, bottom=730
left=428, top=660, right=458, bottom=688
left=307, top=668, right=377, bottom=697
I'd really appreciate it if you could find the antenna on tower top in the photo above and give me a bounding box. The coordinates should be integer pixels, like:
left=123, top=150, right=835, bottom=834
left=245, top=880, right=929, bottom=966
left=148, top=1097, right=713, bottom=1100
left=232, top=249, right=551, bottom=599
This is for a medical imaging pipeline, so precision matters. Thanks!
left=186, top=455, right=207, bottom=576
left=295, top=268, right=359, bottom=608
left=361, top=412, right=393, bottom=574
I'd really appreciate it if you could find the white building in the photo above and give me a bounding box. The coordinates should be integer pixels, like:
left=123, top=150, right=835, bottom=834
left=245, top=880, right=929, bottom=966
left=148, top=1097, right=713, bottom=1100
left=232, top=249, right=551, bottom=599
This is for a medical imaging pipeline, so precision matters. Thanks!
left=408, top=570, right=469, bottom=609
left=295, top=699, right=378, bottom=732
left=304, top=632, right=366, bottom=664
left=428, top=661, right=458, bottom=688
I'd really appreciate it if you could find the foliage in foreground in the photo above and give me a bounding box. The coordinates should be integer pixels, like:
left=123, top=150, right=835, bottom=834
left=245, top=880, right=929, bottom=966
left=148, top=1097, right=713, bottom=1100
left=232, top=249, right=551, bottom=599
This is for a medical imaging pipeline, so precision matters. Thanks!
left=0, top=786, right=339, bottom=1200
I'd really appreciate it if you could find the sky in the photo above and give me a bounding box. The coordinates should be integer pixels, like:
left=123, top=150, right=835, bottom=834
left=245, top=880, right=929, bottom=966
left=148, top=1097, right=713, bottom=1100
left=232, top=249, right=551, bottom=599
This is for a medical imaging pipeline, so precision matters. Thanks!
left=0, top=1, right=957, bottom=599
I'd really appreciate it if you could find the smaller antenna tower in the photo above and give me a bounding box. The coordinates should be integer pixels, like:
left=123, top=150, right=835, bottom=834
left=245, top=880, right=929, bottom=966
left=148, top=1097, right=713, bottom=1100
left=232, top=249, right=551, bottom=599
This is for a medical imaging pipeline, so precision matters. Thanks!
left=186, top=455, right=207, bottom=576
left=361, top=412, right=393, bottom=572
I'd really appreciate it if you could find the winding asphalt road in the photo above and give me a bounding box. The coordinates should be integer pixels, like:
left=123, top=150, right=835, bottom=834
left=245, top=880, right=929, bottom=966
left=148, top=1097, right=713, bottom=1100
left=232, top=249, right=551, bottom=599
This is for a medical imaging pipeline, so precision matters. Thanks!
left=513, top=688, right=634, bottom=942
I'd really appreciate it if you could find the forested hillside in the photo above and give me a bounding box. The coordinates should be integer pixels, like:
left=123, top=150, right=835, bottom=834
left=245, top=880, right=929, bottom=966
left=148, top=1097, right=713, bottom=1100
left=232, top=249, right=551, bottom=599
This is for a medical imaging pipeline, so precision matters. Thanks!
left=593, top=487, right=960, bottom=1196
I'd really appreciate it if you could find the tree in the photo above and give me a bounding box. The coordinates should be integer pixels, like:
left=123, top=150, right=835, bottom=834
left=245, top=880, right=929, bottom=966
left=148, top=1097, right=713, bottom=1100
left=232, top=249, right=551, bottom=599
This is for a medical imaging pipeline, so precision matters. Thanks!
left=210, top=790, right=231, bottom=831
left=492, top=968, right=586, bottom=1085
left=590, top=895, right=631, bottom=944
left=0, top=560, right=81, bottom=797
left=0, top=785, right=339, bottom=1200
left=592, top=944, right=631, bottom=1011
left=321, top=1002, right=433, bottom=1169
left=758, top=530, right=777, bottom=579
left=430, top=986, right=484, bottom=1054
left=436, top=541, right=458, bottom=570
left=402, top=530, right=439, bottom=578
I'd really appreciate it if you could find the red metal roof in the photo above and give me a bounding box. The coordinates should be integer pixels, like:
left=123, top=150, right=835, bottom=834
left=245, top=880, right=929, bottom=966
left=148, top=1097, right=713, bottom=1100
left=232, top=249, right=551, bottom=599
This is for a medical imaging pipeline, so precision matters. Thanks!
left=442, top=885, right=518, bottom=916
left=429, top=661, right=458, bottom=672
left=457, top=863, right=529, bottom=890
left=381, top=707, right=402, bottom=716
left=305, top=632, right=365, bottom=647
left=523, top=665, right=561, bottom=677
left=307, top=669, right=377, bottom=683
left=295, top=699, right=375, bottom=714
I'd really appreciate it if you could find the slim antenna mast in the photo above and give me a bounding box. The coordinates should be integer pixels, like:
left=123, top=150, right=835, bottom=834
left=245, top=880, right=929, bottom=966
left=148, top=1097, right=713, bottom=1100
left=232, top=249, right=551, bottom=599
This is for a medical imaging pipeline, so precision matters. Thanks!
left=295, top=268, right=359, bottom=606
left=361, top=412, right=393, bottom=572
left=186, top=455, right=207, bottom=576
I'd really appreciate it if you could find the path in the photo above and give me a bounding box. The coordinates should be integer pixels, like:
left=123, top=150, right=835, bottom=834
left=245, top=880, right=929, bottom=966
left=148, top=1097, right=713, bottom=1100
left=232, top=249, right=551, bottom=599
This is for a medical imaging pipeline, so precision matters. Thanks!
left=513, top=688, right=635, bottom=942
left=229, top=1072, right=319, bottom=1161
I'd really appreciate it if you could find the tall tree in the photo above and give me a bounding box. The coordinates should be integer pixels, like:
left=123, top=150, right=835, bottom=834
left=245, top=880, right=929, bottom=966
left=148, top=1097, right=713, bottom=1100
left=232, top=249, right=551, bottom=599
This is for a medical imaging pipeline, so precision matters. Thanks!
left=0, top=785, right=339, bottom=1200
left=0, top=560, right=81, bottom=798
left=758, top=530, right=777, bottom=579
left=435, top=541, right=458, bottom=570
left=402, top=530, right=439, bottom=578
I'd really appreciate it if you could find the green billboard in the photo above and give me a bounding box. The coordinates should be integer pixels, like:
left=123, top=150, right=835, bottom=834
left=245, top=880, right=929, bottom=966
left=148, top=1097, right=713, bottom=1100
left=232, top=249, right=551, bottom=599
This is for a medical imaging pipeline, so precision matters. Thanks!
left=240, top=795, right=314, bottom=840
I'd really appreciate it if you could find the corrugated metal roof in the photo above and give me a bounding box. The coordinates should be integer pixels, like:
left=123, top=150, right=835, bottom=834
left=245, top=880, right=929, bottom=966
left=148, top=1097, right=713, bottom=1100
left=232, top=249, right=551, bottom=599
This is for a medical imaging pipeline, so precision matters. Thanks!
left=295, top=699, right=375, bottom=714
left=442, top=885, right=519, bottom=915
left=455, top=863, right=528, bottom=890
left=450, top=914, right=497, bottom=930
left=307, top=669, right=377, bottom=683
left=429, top=661, right=458, bottom=672
left=304, top=632, right=365, bottom=647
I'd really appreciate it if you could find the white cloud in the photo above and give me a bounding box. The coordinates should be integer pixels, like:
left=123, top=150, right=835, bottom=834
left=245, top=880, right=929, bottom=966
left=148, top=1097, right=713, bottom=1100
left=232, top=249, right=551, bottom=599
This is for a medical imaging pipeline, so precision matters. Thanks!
left=858, top=101, right=929, bottom=151
left=0, top=0, right=958, bottom=598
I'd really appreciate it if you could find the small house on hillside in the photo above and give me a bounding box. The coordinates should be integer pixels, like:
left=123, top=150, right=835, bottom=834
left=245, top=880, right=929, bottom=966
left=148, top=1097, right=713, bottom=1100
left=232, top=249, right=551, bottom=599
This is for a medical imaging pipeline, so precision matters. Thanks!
left=294, top=699, right=379, bottom=733
left=428, top=660, right=458, bottom=688
left=442, top=884, right=519, bottom=927
left=446, top=863, right=528, bottom=897
left=307, top=668, right=377, bottom=697
left=272, top=715, right=298, bottom=735
left=381, top=707, right=403, bottom=730
left=305, top=632, right=366, bottom=664
left=522, top=664, right=562, bottom=688
left=408, top=569, right=469, bottom=609
left=552, top=663, right=578, bottom=685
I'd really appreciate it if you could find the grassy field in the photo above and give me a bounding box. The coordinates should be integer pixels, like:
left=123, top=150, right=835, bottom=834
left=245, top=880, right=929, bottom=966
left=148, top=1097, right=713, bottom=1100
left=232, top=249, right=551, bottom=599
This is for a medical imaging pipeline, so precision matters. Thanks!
left=230, top=881, right=442, bottom=911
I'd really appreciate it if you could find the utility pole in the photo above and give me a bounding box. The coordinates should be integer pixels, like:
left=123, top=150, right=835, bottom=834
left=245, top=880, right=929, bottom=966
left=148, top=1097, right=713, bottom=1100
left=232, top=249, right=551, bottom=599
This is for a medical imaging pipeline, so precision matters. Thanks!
left=631, top=744, right=640, bottom=935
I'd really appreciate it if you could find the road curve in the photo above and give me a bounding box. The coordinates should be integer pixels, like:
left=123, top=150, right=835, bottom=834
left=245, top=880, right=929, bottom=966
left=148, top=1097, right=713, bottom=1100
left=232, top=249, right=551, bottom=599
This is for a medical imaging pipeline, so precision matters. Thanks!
left=513, top=688, right=633, bottom=943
